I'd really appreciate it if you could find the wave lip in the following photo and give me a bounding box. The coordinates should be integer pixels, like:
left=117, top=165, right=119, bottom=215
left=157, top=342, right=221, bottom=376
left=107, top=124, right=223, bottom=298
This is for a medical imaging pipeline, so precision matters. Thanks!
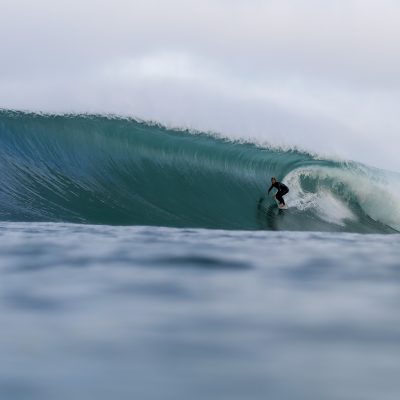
left=284, top=165, right=400, bottom=232
left=0, top=110, right=398, bottom=233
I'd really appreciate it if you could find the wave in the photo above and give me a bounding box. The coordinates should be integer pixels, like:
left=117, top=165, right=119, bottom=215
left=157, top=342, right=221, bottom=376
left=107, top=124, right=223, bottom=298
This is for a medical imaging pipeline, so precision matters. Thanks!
left=0, top=110, right=399, bottom=233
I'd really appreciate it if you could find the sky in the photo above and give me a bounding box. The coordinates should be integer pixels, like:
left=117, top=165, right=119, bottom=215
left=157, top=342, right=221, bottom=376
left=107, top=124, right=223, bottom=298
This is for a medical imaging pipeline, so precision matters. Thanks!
left=1, top=0, right=400, bottom=171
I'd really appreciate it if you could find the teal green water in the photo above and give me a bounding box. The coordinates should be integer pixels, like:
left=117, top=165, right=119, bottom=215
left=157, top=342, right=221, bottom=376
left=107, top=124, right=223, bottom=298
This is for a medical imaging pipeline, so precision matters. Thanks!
left=1, top=110, right=399, bottom=232
left=2, top=109, right=400, bottom=400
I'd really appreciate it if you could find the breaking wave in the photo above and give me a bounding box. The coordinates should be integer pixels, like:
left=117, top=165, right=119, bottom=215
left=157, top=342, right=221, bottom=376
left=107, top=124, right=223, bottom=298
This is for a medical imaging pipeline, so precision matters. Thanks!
left=1, top=110, right=399, bottom=233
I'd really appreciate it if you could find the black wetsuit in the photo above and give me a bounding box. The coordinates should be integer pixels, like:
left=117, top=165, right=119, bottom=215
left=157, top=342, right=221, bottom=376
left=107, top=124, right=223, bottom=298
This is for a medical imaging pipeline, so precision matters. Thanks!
left=268, top=182, right=289, bottom=205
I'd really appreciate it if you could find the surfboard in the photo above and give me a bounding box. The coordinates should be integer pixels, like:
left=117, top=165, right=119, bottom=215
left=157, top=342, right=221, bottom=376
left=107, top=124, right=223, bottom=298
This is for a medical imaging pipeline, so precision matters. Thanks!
left=275, top=199, right=288, bottom=209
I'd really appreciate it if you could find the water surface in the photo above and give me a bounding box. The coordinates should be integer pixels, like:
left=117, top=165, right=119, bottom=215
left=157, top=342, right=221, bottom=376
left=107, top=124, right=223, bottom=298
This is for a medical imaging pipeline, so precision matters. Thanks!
left=1, top=223, right=400, bottom=400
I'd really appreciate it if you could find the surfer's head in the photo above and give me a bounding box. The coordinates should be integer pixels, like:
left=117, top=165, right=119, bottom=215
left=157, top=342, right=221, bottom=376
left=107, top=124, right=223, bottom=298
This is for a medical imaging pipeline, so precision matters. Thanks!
left=271, top=177, right=276, bottom=184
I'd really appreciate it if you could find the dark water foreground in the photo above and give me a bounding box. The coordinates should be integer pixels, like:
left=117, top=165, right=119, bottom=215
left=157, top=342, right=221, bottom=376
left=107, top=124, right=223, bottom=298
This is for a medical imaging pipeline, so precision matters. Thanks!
left=1, top=222, right=400, bottom=400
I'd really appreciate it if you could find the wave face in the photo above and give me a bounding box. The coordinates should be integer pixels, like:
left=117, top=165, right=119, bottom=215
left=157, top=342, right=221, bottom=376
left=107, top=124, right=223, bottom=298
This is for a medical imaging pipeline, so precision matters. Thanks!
left=0, top=110, right=399, bottom=233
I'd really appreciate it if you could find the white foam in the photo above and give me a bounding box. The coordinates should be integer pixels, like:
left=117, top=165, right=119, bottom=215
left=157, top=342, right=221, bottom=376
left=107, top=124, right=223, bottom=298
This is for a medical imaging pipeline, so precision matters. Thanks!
left=284, top=165, right=400, bottom=231
left=285, top=169, right=356, bottom=227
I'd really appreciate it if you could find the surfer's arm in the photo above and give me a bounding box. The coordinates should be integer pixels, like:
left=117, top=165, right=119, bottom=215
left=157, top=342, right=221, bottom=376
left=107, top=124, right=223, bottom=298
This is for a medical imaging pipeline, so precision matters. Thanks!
left=267, top=185, right=273, bottom=194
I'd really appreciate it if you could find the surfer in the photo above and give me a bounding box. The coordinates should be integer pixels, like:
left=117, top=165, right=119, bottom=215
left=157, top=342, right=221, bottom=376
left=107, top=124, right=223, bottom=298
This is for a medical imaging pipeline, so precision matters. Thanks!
left=268, top=177, right=289, bottom=207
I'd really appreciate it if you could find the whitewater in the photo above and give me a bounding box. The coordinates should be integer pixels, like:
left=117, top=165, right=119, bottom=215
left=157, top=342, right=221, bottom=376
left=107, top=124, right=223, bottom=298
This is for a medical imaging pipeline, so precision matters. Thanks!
left=1, top=109, right=400, bottom=400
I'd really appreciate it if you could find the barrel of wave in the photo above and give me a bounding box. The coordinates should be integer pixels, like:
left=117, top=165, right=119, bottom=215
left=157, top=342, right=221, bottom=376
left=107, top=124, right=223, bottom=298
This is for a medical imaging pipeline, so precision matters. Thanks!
left=282, top=164, right=400, bottom=232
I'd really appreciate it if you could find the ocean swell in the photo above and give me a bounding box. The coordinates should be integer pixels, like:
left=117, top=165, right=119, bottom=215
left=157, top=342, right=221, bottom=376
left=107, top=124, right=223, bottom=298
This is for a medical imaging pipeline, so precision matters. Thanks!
left=0, top=110, right=398, bottom=233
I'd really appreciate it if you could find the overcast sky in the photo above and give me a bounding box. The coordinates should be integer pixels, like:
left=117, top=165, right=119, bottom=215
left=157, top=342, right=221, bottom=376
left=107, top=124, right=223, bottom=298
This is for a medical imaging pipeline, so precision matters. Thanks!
left=1, top=0, right=400, bottom=171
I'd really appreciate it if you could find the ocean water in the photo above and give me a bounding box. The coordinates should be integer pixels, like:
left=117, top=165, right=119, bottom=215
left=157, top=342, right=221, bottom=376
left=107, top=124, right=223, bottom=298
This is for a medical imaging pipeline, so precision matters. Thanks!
left=1, top=111, right=400, bottom=399
left=1, top=110, right=400, bottom=232
left=2, top=223, right=400, bottom=400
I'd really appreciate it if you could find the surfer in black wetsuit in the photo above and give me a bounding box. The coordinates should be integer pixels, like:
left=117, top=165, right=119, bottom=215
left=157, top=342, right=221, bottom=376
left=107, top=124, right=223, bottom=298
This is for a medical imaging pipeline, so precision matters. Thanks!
left=268, top=177, right=289, bottom=206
